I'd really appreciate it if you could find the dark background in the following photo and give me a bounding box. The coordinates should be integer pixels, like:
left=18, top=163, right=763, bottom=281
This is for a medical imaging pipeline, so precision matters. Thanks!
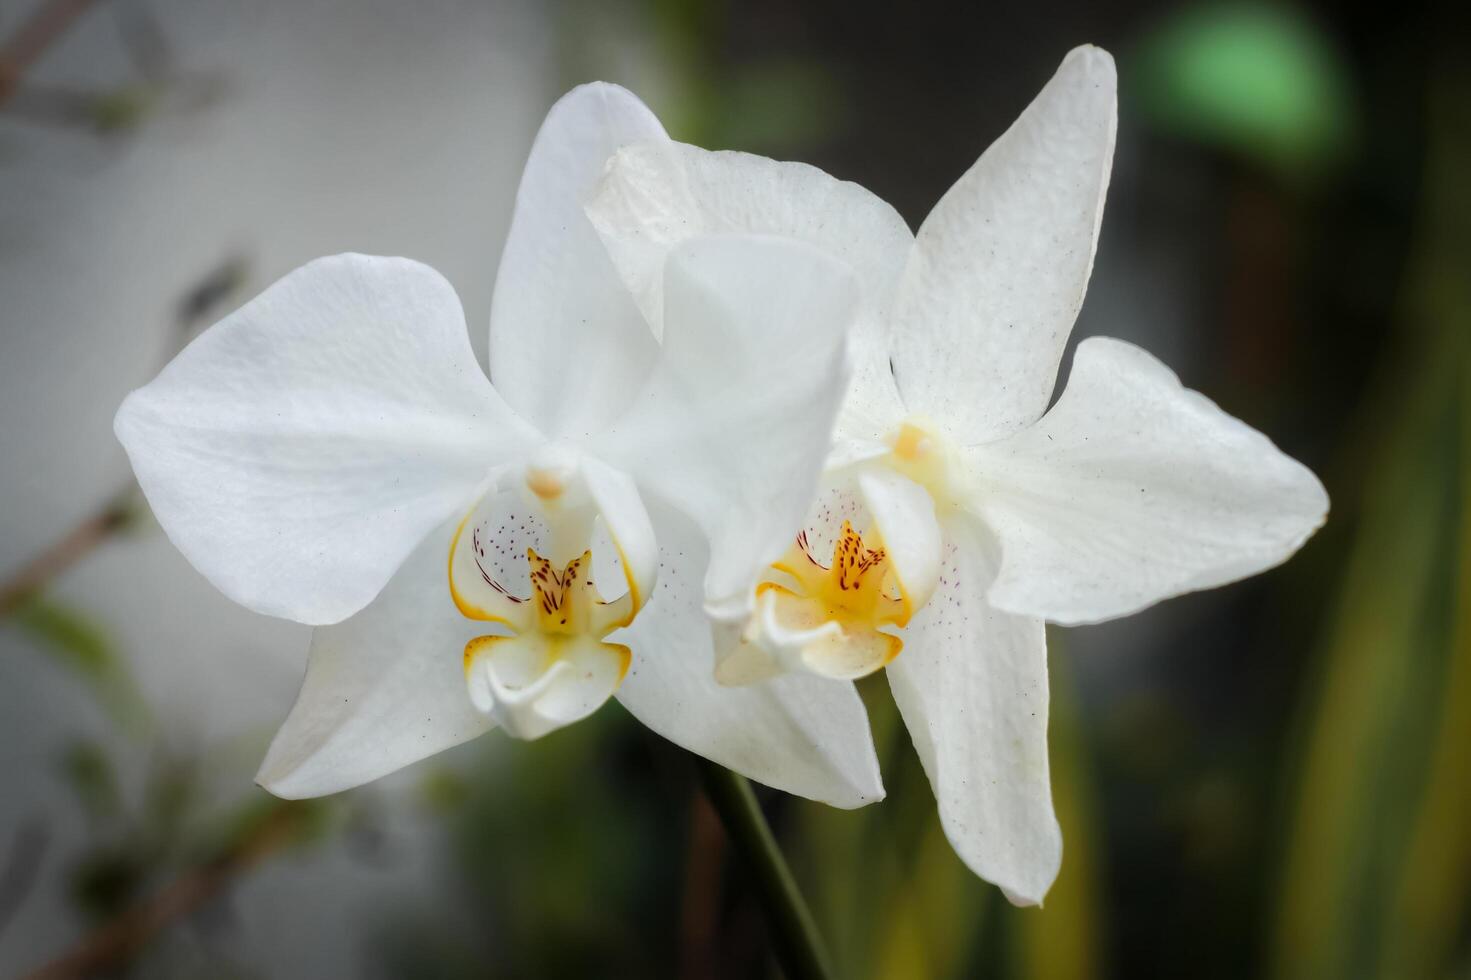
left=2, top=0, right=1467, bottom=977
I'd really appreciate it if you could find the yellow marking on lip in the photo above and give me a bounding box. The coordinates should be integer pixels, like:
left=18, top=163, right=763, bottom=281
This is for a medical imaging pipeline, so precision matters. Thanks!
left=787, top=521, right=910, bottom=625
left=612, top=537, right=641, bottom=622
left=757, top=520, right=912, bottom=679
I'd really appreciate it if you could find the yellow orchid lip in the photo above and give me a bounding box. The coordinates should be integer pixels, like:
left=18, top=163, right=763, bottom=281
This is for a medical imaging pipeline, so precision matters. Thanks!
left=736, top=445, right=948, bottom=686
left=754, top=520, right=910, bottom=680
left=446, top=464, right=653, bottom=740
left=456, top=543, right=636, bottom=740
left=776, top=522, right=912, bottom=626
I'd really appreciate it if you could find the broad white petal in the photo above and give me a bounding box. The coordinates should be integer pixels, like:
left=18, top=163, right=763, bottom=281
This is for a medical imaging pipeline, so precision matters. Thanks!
left=615, top=505, right=885, bottom=808
left=968, top=337, right=1330, bottom=625
left=257, top=519, right=492, bottom=798
left=890, top=45, right=1117, bottom=442
left=488, top=83, right=668, bottom=437
left=887, top=514, right=1060, bottom=905
left=601, top=234, right=857, bottom=617
left=587, top=140, right=913, bottom=441
left=115, top=254, right=535, bottom=626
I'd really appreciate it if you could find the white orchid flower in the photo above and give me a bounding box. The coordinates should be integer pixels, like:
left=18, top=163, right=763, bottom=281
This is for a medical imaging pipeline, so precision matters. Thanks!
left=112, top=83, right=887, bottom=809
left=586, top=46, right=1329, bottom=904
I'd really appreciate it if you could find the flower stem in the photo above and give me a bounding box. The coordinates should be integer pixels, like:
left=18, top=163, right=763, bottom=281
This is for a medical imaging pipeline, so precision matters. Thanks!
left=694, top=758, right=834, bottom=980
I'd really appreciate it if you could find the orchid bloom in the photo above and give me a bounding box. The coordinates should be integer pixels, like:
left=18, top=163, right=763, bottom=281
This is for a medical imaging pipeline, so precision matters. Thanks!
left=587, top=46, right=1329, bottom=903
left=113, top=84, right=887, bottom=809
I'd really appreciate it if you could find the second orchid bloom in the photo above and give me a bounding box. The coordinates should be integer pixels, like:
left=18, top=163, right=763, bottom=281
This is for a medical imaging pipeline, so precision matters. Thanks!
left=588, top=44, right=1327, bottom=904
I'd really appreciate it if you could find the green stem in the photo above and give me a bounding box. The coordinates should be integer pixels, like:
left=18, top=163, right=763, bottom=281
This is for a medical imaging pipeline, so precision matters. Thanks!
left=695, top=757, right=835, bottom=980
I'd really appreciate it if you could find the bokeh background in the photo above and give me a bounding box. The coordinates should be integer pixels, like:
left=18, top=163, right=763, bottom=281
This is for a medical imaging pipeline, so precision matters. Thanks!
left=1, top=0, right=1467, bottom=977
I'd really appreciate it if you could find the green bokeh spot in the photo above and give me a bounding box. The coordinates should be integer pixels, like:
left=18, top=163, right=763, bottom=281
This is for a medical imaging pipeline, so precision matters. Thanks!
left=1134, top=2, right=1356, bottom=178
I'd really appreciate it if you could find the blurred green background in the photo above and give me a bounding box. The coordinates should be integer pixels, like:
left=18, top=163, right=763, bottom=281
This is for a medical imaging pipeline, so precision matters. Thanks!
left=1, top=0, right=1467, bottom=977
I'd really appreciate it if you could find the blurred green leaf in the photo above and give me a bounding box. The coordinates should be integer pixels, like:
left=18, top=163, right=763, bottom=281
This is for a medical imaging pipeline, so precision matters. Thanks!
left=871, top=815, right=985, bottom=980
left=1374, top=73, right=1471, bottom=980
left=1273, top=68, right=1470, bottom=980
left=89, top=85, right=158, bottom=134
left=11, top=596, right=151, bottom=734
left=1134, top=2, right=1355, bottom=179
left=706, top=60, right=847, bottom=153
left=141, top=755, right=200, bottom=853
left=1379, top=370, right=1471, bottom=980
left=13, top=596, right=114, bottom=680
left=59, top=740, right=123, bottom=825
left=797, top=648, right=1103, bottom=980
left=438, top=709, right=677, bottom=977
left=417, top=768, right=473, bottom=815
left=645, top=0, right=844, bottom=152
left=1014, top=644, right=1102, bottom=980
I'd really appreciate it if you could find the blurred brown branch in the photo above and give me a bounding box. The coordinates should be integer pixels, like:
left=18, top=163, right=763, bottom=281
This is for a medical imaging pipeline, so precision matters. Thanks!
left=23, top=803, right=311, bottom=980
left=0, top=0, right=100, bottom=109
left=1, top=1, right=217, bottom=136
left=679, top=791, right=725, bottom=980
left=0, top=494, right=134, bottom=618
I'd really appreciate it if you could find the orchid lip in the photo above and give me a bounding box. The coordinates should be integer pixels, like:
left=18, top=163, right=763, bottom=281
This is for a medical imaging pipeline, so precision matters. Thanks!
left=447, top=456, right=655, bottom=740
left=728, top=520, right=909, bottom=683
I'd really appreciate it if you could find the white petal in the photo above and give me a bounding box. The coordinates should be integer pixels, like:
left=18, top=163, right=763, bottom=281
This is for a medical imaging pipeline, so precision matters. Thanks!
left=257, top=519, right=492, bottom=798
left=890, top=45, right=1117, bottom=442
left=114, top=254, right=535, bottom=626
left=886, top=514, right=1060, bottom=905
left=587, top=140, right=913, bottom=441
left=601, top=234, right=857, bottom=617
left=579, top=453, right=659, bottom=611
left=488, top=83, right=668, bottom=438
left=968, top=337, right=1330, bottom=625
left=856, top=466, right=942, bottom=611
left=615, top=505, right=884, bottom=808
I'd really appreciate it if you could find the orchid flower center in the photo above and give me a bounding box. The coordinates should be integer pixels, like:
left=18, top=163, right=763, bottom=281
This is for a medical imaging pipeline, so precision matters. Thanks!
left=447, top=451, right=655, bottom=740
left=720, top=418, right=953, bottom=686
left=768, top=523, right=907, bottom=628
left=720, top=516, right=913, bottom=685
left=750, top=520, right=908, bottom=679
